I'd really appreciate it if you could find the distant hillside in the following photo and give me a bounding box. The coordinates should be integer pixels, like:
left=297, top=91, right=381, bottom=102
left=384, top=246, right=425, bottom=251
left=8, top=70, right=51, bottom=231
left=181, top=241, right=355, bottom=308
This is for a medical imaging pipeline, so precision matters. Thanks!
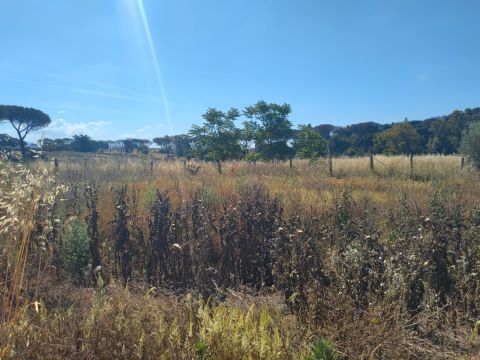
left=314, top=107, right=480, bottom=155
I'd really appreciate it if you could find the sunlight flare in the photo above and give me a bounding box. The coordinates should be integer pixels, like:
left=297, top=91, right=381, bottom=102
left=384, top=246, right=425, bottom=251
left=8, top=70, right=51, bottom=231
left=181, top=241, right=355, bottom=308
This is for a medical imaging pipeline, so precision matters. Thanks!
left=134, top=0, right=173, bottom=132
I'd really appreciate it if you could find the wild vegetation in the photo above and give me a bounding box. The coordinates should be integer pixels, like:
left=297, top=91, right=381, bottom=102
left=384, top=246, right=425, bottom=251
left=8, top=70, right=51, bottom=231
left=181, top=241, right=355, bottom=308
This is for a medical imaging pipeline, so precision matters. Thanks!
left=1, top=152, right=479, bottom=359
left=1, top=96, right=480, bottom=360
left=3, top=103, right=480, bottom=164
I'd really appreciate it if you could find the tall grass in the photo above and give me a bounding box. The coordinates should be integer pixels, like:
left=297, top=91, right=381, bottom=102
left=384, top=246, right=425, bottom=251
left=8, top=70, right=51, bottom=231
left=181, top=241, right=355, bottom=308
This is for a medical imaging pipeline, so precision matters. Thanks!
left=0, top=284, right=308, bottom=359
left=1, top=153, right=480, bottom=359
left=0, top=157, right=66, bottom=322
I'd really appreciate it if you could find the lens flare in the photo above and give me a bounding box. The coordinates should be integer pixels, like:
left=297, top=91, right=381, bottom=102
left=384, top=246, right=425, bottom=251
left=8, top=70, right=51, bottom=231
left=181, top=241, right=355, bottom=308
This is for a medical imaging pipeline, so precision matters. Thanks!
left=135, top=0, right=173, bottom=132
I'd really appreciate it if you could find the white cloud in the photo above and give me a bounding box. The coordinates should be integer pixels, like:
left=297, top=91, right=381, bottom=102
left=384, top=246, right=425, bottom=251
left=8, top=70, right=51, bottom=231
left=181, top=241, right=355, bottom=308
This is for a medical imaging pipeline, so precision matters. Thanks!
left=117, top=131, right=151, bottom=140
left=417, top=74, right=428, bottom=81
left=57, top=110, right=67, bottom=114
left=47, top=118, right=112, bottom=137
left=71, top=87, right=132, bottom=100
left=117, top=133, right=136, bottom=139
left=0, top=117, right=112, bottom=142
left=136, top=125, right=151, bottom=133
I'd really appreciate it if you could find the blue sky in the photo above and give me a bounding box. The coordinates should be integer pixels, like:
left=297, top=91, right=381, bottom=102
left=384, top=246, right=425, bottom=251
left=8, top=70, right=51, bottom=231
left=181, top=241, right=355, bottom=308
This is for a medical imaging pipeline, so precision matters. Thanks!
left=1, top=0, right=479, bottom=141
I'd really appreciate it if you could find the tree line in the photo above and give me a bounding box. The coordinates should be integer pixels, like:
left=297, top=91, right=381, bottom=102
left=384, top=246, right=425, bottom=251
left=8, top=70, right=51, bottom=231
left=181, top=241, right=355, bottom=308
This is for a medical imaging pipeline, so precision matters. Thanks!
left=38, top=136, right=151, bottom=154
left=323, top=107, right=480, bottom=156
left=153, top=102, right=480, bottom=161
left=154, top=101, right=325, bottom=165
left=2, top=102, right=480, bottom=163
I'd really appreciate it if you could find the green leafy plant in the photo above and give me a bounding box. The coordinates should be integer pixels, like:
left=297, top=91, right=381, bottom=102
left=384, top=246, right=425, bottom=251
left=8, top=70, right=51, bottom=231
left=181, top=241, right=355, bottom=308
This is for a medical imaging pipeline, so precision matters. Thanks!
left=244, top=151, right=261, bottom=163
left=64, top=218, right=91, bottom=283
left=460, top=121, right=480, bottom=169
left=195, top=340, right=209, bottom=359
left=143, top=184, right=157, bottom=209
left=305, top=338, right=337, bottom=360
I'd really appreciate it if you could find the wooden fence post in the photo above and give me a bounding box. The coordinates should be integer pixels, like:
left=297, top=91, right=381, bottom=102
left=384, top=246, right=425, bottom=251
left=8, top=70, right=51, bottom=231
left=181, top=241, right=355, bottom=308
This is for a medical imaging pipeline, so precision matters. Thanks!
left=409, top=153, right=414, bottom=179
left=289, top=158, right=293, bottom=168
left=150, top=160, right=154, bottom=175
left=369, top=150, right=374, bottom=173
left=328, top=153, right=333, bottom=177
left=461, top=157, right=465, bottom=173
left=54, top=157, right=59, bottom=172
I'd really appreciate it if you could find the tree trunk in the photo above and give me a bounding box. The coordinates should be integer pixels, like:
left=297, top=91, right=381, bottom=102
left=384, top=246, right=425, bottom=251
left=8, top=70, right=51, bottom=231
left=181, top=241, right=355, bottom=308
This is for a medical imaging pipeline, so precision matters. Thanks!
left=328, top=153, right=333, bottom=177
left=19, top=138, right=26, bottom=162
left=369, top=149, right=374, bottom=173
left=409, top=153, right=414, bottom=179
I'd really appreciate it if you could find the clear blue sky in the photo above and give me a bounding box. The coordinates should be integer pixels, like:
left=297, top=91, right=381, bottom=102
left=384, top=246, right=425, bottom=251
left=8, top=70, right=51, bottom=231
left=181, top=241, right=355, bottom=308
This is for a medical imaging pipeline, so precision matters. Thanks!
left=1, top=0, right=479, bottom=141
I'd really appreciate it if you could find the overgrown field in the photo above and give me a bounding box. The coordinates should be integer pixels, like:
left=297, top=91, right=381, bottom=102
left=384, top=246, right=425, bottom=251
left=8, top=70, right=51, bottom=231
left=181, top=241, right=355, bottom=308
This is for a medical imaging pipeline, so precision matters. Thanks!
left=1, top=153, right=480, bottom=359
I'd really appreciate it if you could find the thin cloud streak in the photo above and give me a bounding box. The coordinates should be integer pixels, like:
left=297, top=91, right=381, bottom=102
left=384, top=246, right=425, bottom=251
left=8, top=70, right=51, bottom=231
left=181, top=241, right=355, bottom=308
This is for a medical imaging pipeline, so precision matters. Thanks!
left=0, top=75, right=162, bottom=102
left=70, top=87, right=131, bottom=100
left=117, top=132, right=151, bottom=140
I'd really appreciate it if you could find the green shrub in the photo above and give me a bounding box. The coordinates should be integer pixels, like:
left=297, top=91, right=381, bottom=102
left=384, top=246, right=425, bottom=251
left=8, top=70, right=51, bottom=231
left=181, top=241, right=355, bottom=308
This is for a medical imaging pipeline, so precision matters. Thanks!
left=306, top=338, right=337, bottom=360
left=143, top=184, right=157, bottom=209
left=195, top=340, right=208, bottom=359
left=245, top=151, right=261, bottom=163
left=64, top=218, right=90, bottom=283
left=460, top=121, right=480, bottom=169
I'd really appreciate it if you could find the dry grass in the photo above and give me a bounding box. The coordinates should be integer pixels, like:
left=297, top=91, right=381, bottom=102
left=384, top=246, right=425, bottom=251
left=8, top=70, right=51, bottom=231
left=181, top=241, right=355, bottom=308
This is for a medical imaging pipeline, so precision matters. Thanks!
left=0, top=283, right=309, bottom=359
left=1, top=152, right=480, bottom=359
left=0, top=159, right=66, bottom=322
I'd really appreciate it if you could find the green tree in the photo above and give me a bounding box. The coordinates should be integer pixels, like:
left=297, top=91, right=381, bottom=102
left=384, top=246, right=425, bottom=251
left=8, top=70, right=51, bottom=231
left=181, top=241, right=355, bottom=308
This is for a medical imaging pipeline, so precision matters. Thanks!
left=429, top=120, right=458, bottom=154
left=244, top=100, right=294, bottom=160
left=153, top=135, right=173, bottom=154
left=38, top=138, right=57, bottom=151
left=120, top=138, right=151, bottom=154
left=39, top=137, right=73, bottom=151
left=240, top=119, right=259, bottom=156
left=293, top=124, right=328, bottom=160
left=374, top=122, right=422, bottom=155
left=171, top=134, right=193, bottom=158
left=189, top=107, right=241, bottom=172
left=460, top=121, right=480, bottom=169
left=56, top=138, right=73, bottom=151
left=0, top=105, right=51, bottom=161
left=72, top=134, right=99, bottom=152
left=328, top=122, right=388, bottom=155
left=153, top=135, right=192, bottom=157
left=314, top=124, right=336, bottom=141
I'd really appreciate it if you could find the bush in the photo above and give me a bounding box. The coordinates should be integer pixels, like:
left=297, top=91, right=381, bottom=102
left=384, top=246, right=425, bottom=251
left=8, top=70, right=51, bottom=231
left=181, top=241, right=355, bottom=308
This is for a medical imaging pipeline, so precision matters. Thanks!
left=460, top=121, right=480, bottom=169
left=244, top=151, right=261, bottom=163
left=306, top=338, right=337, bottom=360
left=64, top=218, right=91, bottom=283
